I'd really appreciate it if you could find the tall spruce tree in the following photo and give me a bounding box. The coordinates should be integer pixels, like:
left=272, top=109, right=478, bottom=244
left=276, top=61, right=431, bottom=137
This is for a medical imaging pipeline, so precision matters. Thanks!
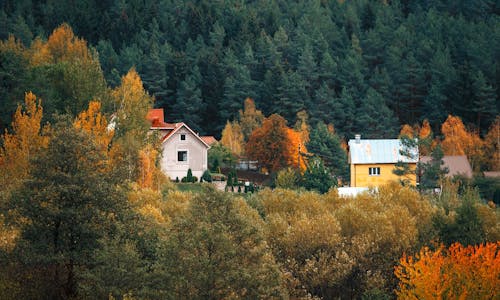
left=307, top=122, right=349, bottom=183
left=174, top=65, right=205, bottom=132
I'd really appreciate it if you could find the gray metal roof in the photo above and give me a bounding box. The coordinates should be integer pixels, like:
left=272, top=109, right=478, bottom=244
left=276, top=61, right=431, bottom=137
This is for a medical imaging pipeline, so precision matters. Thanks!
left=348, top=139, right=418, bottom=164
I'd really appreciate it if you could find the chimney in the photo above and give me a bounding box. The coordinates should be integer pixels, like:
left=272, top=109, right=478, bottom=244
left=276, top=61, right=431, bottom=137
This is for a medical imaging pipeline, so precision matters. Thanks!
left=355, top=134, right=361, bottom=144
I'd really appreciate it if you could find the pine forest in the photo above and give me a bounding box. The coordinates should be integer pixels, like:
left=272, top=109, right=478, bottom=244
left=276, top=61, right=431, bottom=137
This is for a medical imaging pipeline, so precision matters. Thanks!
left=0, top=0, right=499, bottom=299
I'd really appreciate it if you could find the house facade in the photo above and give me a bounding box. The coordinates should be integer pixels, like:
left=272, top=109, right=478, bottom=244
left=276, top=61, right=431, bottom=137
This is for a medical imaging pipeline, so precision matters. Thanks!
left=147, top=109, right=210, bottom=180
left=348, top=135, right=418, bottom=187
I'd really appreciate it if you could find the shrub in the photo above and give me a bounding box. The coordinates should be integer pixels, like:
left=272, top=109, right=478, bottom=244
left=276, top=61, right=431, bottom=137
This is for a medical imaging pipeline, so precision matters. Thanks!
left=201, top=170, right=212, bottom=182
left=187, top=169, right=194, bottom=182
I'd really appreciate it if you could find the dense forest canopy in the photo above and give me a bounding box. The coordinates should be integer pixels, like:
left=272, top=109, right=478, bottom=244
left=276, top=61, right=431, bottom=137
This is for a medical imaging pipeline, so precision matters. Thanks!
left=1, top=2, right=500, bottom=298
left=1, top=0, right=499, bottom=138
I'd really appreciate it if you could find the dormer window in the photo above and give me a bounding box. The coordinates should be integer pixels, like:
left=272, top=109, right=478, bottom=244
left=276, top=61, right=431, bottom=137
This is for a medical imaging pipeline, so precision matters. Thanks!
left=180, top=134, right=186, bottom=141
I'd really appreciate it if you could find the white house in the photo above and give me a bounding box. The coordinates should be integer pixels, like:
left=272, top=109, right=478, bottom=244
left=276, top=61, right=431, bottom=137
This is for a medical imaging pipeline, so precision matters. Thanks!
left=147, top=109, right=210, bottom=180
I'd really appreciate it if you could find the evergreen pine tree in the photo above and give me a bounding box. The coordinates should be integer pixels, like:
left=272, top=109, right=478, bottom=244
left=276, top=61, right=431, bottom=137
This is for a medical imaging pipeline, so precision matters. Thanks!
left=174, top=66, right=205, bottom=133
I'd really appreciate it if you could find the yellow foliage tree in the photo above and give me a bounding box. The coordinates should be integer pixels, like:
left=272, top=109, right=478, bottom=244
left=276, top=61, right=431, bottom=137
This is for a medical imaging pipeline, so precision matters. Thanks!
left=441, top=115, right=471, bottom=155
left=418, top=119, right=434, bottom=156
left=112, top=68, right=153, bottom=137
left=0, top=35, right=28, bottom=59
left=137, top=144, right=169, bottom=190
left=395, top=242, right=500, bottom=299
left=441, top=115, right=485, bottom=171
left=238, top=98, right=264, bottom=141
left=74, top=100, right=113, bottom=151
left=0, top=92, right=49, bottom=188
left=419, top=120, right=432, bottom=140
left=399, top=124, right=415, bottom=138
left=29, top=23, right=92, bottom=65
left=109, top=68, right=157, bottom=182
left=220, top=121, right=244, bottom=157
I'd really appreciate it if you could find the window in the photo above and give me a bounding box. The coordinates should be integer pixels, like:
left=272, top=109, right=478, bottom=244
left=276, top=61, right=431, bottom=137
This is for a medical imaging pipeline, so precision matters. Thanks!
left=177, top=151, right=187, bottom=162
left=180, top=134, right=186, bottom=141
left=369, top=167, right=380, bottom=176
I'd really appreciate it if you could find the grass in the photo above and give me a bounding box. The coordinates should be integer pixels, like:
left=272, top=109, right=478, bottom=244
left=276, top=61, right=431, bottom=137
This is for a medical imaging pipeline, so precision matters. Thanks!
left=176, top=182, right=204, bottom=192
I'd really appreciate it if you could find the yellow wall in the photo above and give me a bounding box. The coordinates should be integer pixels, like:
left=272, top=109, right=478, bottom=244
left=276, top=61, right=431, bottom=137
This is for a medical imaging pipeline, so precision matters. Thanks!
left=350, top=163, right=417, bottom=187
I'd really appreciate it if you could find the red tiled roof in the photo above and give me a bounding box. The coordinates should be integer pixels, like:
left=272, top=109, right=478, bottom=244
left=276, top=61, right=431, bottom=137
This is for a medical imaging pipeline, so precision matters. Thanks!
left=160, top=123, right=183, bottom=142
left=201, top=136, right=218, bottom=146
left=147, top=108, right=174, bottom=128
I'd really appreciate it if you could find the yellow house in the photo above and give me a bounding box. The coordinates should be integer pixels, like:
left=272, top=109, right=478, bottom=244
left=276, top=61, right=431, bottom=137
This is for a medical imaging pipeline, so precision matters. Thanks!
left=348, top=135, right=418, bottom=187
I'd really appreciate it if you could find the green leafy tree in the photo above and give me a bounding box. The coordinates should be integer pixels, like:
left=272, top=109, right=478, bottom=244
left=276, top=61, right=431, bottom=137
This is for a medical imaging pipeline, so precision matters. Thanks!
left=153, top=187, right=286, bottom=298
left=301, top=157, right=335, bottom=194
left=4, top=117, right=129, bottom=299
left=433, top=188, right=486, bottom=247
left=275, top=167, right=300, bottom=190
left=208, top=142, right=236, bottom=171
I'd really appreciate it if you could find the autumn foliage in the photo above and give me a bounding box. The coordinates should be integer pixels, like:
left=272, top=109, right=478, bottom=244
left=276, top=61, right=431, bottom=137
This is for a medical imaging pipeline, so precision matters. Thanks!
left=441, top=115, right=475, bottom=156
left=0, top=92, right=49, bottom=187
left=239, top=98, right=264, bottom=141
left=30, top=23, right=93, bottom=65
left=74, top=100, right=113, bottom=151
left=246, top=114, right=307, bottom=173
left=220, top=121, right=244, bottom=156
left=395, top=242, right=500, bottom=299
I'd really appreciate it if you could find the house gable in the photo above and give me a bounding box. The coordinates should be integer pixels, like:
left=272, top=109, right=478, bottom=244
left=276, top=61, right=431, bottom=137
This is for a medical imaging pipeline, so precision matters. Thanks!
left=348, top=137, right=418, bottom=187
left=147, top=108, right=210, bottom=180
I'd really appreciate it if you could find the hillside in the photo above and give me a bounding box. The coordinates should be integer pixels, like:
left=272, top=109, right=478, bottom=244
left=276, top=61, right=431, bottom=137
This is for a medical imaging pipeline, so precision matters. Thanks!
left=1, top=0, right=499, bottom=138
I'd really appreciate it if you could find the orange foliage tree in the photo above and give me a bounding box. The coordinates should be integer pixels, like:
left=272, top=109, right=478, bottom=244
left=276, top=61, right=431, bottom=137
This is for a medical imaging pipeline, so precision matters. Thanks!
left=441, top=115, right=472, bottom=155
left=418, top=119, right=434, bottom=156
left=137, top=144, right=160, bottom=189
left=399, top=124, right=416, bottom=138
left=395, top=242, right=500, bottom=299
left=30, top=23, right=92, bottom=65
left=246, top=114, right=307, bottom=173
left=286, top=128, right=307, bottom=172
left=441, top=115, right=485, bottom=171
left=246, top=114, right=290, bottom=172
left=0, top=92, right=49, bottom=188
left=74, top=100, right=113, bottom=151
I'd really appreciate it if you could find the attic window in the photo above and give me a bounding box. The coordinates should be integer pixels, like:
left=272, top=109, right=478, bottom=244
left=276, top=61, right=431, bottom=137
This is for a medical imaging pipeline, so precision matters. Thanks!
left=369, top=167, right=380, bottom=176
left=180, top=134, right=186, bottom=141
